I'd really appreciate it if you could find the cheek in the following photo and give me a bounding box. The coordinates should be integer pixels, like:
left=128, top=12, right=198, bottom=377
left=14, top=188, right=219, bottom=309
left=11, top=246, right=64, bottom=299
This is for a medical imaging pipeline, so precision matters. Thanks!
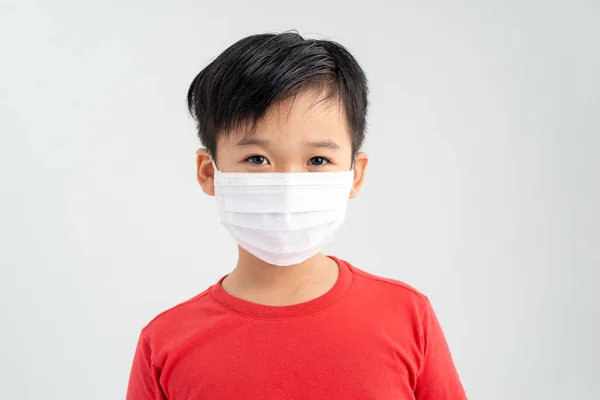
left=214, top=153, right=238, bottom=172
left=336, top=148, right=355, bottom=171
left=213, top=141, right=238, bottom=171
left=334, top=159, right=353, bottom=171
left=331, top=132, right=354, bottom=169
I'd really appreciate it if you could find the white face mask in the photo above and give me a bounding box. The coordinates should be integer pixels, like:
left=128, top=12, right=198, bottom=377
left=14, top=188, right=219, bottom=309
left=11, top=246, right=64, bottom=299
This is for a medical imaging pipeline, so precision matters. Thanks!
left=213, top=165, right=354, bottom=266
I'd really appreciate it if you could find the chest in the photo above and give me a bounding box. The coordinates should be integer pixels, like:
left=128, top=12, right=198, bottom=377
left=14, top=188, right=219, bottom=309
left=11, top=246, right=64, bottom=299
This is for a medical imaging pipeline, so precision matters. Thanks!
left=160, top=317, right=420, bottom=400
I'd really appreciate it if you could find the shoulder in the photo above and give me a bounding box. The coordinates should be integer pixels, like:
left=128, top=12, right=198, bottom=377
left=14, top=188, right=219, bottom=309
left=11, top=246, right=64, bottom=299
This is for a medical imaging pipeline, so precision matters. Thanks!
left=340, top=258, right=436, bottom=344
left=341, top=259, right=432, bottom=316
left=141, top=287, right=214, bottom=341
left=351, top=264, right=428, bottom=299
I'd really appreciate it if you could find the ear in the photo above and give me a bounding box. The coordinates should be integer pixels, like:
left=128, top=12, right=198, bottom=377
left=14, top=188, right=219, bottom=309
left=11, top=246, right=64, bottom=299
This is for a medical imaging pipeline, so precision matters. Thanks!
left=349, top=152, right=368, bottom=199
left=196, top=148, right=215, bottom=196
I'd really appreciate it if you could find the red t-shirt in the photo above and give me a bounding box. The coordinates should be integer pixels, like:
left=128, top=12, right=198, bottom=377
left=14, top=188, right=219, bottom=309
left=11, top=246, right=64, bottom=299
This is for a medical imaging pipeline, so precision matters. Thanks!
left=127, top=257, right=467, bottom=399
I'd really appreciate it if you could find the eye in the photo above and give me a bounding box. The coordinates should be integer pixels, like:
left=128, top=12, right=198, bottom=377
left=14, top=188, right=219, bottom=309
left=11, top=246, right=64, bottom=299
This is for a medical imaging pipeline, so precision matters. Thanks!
left=308, top=156, right=331, bottom=166
left=245, top=155, right=269, bottom=165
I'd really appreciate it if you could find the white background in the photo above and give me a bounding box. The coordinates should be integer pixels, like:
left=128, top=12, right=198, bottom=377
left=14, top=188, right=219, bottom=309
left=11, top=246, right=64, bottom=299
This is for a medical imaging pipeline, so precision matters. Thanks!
left=1, top=1, right=599, bottom=399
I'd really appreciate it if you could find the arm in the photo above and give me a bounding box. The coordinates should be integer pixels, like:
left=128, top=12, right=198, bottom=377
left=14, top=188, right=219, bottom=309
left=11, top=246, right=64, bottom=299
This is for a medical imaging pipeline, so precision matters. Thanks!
left=415, top=299, right=467, bottom=399
left=126, top=331, right=166, bottom=400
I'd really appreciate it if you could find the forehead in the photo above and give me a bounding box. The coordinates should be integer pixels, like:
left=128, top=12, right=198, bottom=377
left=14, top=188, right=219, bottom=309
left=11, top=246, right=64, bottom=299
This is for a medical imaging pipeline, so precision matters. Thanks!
left=222, top=89, right=352, bottom=147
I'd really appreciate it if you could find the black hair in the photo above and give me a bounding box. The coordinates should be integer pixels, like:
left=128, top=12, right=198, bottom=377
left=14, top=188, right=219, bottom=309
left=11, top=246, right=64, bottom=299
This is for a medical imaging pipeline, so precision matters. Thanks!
left=187, top=31, right=368, bottom=159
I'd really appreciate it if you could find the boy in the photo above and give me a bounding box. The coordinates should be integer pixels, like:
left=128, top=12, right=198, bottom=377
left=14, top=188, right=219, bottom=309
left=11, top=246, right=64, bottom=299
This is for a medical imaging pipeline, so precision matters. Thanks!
left=126, top=32, right=467, bottom=399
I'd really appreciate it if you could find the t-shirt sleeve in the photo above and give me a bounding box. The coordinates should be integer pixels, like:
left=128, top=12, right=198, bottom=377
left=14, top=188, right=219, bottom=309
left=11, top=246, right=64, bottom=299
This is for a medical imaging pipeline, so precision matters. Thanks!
left=414, top=298, right=467, bottom=400
left=126, top=330, right=166, bottom=400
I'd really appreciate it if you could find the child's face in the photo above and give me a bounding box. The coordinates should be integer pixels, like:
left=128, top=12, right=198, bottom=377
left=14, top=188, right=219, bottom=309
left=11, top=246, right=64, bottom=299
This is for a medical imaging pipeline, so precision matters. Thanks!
left=196, top=89, right=368, bottom=198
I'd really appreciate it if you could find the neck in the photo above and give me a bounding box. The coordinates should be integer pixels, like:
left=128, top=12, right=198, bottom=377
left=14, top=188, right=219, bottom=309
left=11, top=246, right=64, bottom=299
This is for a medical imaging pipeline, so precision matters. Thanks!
left=220, top=247, right=339, bottom=306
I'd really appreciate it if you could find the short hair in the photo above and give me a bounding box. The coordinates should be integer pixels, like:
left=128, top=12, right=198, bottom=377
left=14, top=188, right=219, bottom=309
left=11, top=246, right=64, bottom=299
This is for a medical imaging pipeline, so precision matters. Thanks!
left=186, top=31, right=369, bottom=159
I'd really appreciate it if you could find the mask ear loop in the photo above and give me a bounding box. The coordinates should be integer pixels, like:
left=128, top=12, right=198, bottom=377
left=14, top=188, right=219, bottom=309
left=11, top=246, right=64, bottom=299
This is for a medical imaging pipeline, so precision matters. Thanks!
left=210, top=155, right=220, bottom=172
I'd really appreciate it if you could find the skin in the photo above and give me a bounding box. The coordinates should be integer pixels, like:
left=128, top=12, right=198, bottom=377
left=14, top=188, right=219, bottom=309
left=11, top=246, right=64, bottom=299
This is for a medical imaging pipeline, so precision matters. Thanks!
left=196, top=88, right=368, bottom=306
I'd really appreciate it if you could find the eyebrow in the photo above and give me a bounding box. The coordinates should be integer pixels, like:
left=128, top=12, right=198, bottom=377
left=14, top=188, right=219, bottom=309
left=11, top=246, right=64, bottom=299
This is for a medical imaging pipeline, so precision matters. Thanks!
left=235, top=137, right=271, bottom=147
left=234, top=137, right=341, bottom=150
left=304, top=139, right=340, bottom=150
